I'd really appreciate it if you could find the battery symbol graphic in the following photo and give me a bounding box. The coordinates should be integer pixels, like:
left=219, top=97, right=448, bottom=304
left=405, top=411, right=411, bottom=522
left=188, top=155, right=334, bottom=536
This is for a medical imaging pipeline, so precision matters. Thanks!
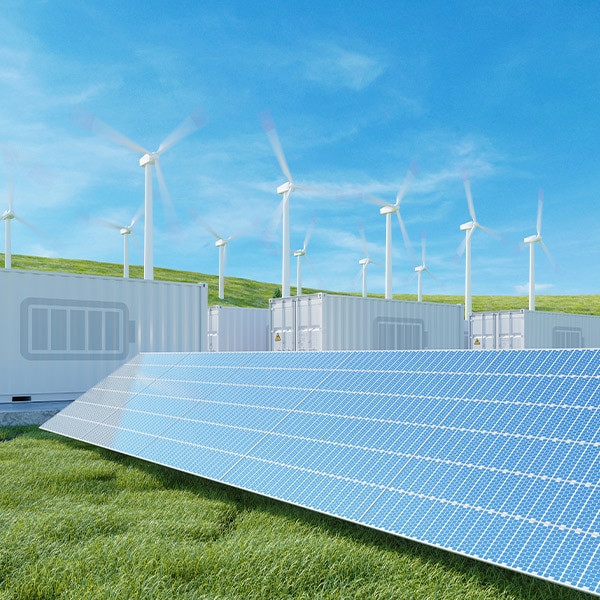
left=20, top=298, right=135, bottom=361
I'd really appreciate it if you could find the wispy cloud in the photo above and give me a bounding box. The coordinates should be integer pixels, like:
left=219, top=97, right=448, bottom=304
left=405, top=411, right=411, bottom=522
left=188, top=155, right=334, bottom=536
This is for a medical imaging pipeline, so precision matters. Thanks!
left=515, top=282, right=554, bottom=294
left=298, top=42, right=385, bottom=91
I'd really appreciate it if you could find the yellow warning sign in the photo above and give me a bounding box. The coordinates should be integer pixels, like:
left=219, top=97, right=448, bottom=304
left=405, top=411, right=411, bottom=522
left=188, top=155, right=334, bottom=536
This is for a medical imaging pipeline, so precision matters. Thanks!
left=474, top=338, right=481, bottom=346
left=275, top=333, right=281, bottom=342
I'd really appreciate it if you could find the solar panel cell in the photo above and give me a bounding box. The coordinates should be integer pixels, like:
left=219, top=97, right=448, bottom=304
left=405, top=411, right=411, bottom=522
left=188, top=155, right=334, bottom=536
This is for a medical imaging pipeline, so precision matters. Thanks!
left=41, top=348, right=600, bottom=596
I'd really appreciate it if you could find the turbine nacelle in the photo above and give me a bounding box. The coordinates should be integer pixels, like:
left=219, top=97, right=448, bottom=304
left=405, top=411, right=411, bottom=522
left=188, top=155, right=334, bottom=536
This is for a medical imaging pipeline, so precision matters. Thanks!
left=139, top=152, right=159, bottom=167
left=215, top=238, right=228, bottom=248
left=120, top=226, right=133, bottom=236
left=524, top=233, right=541, bottom=244
left=414, top=265, right=426, bottom=273
left=1, top=209, right=15, bottom=221
left=379, top=204, right=398, bottom=216
left=460, top=220, right=475, bottom=231
left=359, top=257, right=372, bottom=266
left=293, top=248, right=306, bottom=257
left=277, top=181, right=294, bottom=195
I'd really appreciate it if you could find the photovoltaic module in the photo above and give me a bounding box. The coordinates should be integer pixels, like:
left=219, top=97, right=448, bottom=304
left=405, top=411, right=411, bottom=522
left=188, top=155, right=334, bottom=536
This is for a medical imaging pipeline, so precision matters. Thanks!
left=41, top=348, right=600, bottom=595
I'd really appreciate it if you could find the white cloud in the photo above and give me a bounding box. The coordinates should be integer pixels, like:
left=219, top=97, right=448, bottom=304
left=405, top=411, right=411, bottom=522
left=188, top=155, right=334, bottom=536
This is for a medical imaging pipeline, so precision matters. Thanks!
left=300, top=42, right=385, bottom=91
left=514, top=282, right=554, bottom=294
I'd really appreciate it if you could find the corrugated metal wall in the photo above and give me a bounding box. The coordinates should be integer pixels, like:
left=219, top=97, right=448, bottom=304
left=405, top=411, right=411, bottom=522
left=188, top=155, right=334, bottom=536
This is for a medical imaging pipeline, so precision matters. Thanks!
left=270, top=296, right=297, bottom=350
left=207, top=306, right=270, bottom=351
left=470, top=310, right=600, bottom=349
left=1, top=270, right=207, bottom=402
left=271, top=294, right=464, bottom=351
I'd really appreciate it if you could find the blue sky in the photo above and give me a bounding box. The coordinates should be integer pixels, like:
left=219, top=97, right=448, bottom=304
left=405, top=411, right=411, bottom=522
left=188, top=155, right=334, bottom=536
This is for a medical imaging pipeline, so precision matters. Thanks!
left=1, top=1, right=599, bottom=297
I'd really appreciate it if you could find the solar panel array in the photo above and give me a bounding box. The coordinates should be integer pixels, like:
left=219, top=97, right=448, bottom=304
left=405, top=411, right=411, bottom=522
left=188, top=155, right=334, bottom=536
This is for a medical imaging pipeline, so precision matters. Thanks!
left=41, top=348, right=600, bottom=596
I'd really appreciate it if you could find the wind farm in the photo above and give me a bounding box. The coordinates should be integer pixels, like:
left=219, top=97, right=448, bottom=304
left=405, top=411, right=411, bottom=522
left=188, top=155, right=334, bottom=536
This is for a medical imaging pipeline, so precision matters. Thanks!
left=0, top=106, right=584, bottom=319
left=0, top=95, right=587, bottom=307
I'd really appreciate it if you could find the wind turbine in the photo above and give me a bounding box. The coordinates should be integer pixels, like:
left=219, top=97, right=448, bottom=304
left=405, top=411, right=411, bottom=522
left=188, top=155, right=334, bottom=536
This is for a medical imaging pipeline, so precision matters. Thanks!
left=77, top=107, right=205, bottom=280
left=261, top=112, right=307, bottom=298
left=204, top=224, right=239, bottom=300
left=358, top=225, right=377, bottom=298
left=459, top=174, right=494, bottom=319
left=1, top=177, right=34, bottom=269
left=524, top=189, right=553, bottom=311
left=100, top=206, right=143, bottom=278
left=375, top=167, right=414, bottom=300
left=414, top=232, right=434, bottom=302
left=293, top=222, right=315, bottom=296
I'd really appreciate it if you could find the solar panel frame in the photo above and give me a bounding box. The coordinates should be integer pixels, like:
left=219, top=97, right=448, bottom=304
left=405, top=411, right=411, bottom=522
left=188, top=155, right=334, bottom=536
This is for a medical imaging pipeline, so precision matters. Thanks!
left=41, top=348, right=600, bottom=596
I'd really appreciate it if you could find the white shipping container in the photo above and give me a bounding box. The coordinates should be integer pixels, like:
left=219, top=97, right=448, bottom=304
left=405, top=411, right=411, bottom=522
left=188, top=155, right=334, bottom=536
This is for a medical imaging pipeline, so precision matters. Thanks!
left=0, top=270, right=207, bottom=403
left=207, top=306, right=270, bottom=351
left=270, top=296, right=299, bottom=351
left=270, top=293, right=464, bottom=351
left=470, top=309, right=600, bottom=349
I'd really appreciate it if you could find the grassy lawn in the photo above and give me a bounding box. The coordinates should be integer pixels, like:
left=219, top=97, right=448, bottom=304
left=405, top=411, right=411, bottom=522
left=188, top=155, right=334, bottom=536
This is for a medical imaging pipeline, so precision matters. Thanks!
left=0, top=426, right=594, bottom=600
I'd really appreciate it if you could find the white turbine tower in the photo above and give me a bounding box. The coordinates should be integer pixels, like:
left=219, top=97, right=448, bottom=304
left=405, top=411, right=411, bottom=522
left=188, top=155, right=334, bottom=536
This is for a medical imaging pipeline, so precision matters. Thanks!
left=459, top=174, right=494, bottom=319
left=78, top=107, right=204, bottom=280
left=100, top=206, right=143, bottom=278
left=375, top=168, right=414, bottom=300
left=293, top=222, right=314, bottom=296
left=261, top=112, right=307, bottom=298
left=414, top=233, right=433, bottom=302
left=1, top=179, right=15, bottom=269
left=524, top=188, right=553, bottom=311
left=1, top=178, right=34, bottom=269
left=358, top=225, right=376, bottom=299
left=204, top=224, right=238, bottom=300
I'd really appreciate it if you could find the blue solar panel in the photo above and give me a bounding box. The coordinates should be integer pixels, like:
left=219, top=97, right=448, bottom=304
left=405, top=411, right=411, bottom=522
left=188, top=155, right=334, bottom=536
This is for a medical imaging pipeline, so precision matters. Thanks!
left=41, top=348, right=600, bottom=596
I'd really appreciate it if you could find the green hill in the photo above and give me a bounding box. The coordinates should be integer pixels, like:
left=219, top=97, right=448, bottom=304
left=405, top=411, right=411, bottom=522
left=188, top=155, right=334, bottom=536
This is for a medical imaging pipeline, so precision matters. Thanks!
left=4, top=253, right=600, bottom=315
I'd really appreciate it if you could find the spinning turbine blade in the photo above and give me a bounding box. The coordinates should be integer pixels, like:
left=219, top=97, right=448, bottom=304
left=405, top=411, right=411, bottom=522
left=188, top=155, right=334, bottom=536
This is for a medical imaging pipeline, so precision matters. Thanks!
left=131, top=230, right=142, bottom=253
left=396, top=163, right=417, bottom=206
left=536, top=188, right=544, bottom=236
left=98, top=218, right=123, bottom=231
left=303, top=219, right=316, bottom=251
left=74, top=107, right=149, bottom=155
left=204, top=222, right=224, bottom=241
left=540, top=239, right=556, bottom=269
left=304, top=252, right=317, bottom=276
left=359, top=224, right=370, bottom=259
left=456, top=235, right=467, bottom=256
left=478, top=223, right=498, bottom=237
left=13, top=214, right=38, bottom=232
left=157, top=107, right=207, bottom=155
left=462, top=172, right=476, bottom=222
left=269, top=197, right=284, bottom=233
left=7, top=177, right=14, bottom=212
left=154, top=161, right=178, bottom=226
left=260, top=111, right=293, bottom=184
left=130, top=204, right=144, bottom=229
left=396, top=211, right=412, bottom=253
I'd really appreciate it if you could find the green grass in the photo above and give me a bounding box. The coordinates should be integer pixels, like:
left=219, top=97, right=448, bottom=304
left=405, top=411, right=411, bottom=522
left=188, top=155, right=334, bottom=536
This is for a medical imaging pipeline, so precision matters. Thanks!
left=4, top=253, right=600, bottom=314
left=0, top=427, right=594, bottom=600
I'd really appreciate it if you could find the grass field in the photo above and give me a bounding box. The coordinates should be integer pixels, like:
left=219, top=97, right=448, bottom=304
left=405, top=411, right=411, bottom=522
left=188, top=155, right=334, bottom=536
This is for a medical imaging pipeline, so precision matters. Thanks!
left=0, top=426, right=594, bottom=600
left=1, top=254, right=598, bottom=598
left=4, top=253, right=600, bottom=314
